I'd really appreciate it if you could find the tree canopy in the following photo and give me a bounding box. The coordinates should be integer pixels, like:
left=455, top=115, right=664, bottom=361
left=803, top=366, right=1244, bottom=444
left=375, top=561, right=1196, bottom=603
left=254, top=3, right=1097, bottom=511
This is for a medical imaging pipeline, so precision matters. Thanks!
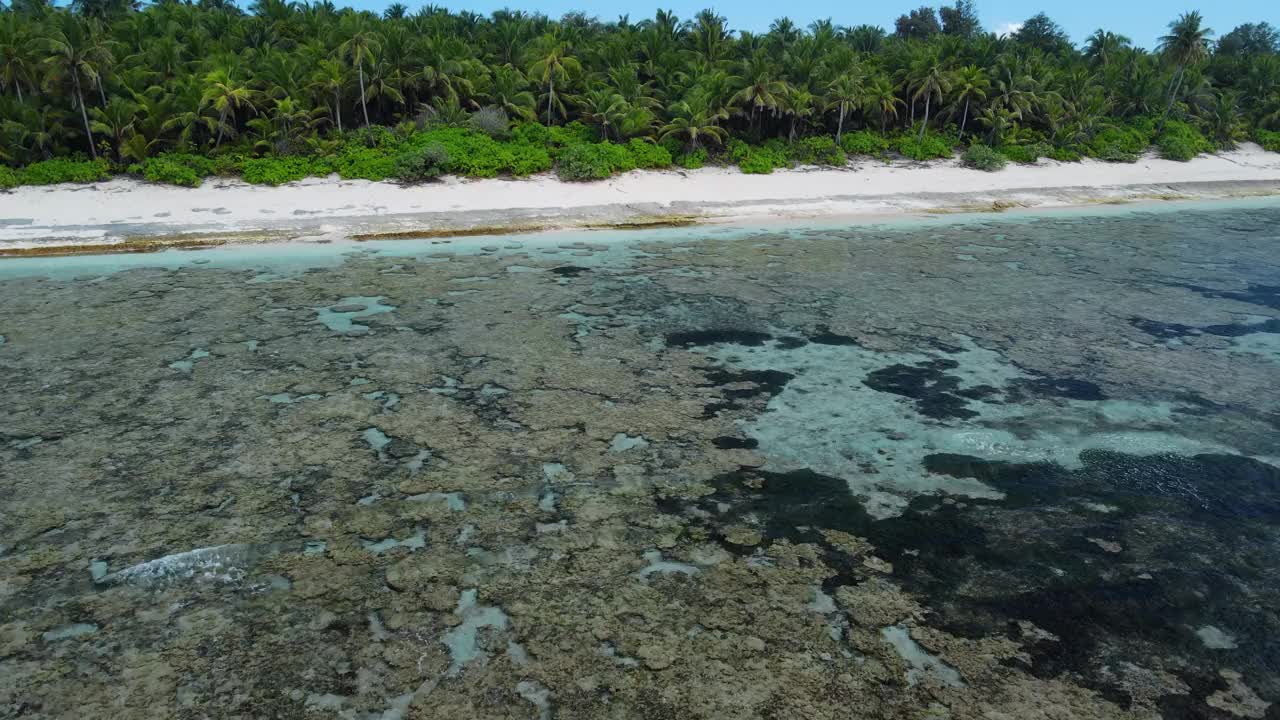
left=0, top=1, right=1277, bottom=186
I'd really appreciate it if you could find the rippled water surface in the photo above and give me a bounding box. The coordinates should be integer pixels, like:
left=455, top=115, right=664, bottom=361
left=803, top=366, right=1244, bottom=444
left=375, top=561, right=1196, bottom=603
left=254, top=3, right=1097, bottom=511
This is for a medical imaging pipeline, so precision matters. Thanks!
left=2, top=202, right=1278, bottom=719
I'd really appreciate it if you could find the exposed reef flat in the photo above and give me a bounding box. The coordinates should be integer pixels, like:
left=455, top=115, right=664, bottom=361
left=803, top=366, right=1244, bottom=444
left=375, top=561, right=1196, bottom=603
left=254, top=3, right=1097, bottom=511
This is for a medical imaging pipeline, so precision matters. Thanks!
left=1, top=202, right=1278, bottom=719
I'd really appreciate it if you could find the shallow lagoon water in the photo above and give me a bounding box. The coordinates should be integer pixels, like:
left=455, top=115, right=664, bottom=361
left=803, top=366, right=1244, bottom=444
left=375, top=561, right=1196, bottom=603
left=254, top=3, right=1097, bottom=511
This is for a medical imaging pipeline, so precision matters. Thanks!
left=1, top=201, right=1279, bottom=719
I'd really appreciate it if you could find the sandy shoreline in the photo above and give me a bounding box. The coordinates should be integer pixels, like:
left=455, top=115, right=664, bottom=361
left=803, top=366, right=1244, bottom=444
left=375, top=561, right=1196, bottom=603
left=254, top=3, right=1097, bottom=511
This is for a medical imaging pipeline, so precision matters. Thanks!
left=2, top=143, right=1279, bottom=253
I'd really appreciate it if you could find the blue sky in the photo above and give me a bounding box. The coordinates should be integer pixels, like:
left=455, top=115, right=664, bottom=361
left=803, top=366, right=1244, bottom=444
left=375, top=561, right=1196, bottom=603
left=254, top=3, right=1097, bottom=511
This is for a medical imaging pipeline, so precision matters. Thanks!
left=341, top=0, right=1273, bottom=49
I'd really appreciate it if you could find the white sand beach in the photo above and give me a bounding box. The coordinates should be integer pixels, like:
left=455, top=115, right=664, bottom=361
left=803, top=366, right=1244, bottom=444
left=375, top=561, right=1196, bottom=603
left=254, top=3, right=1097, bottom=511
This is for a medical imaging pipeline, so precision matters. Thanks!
left=2, top=144, right=1279, bottom=253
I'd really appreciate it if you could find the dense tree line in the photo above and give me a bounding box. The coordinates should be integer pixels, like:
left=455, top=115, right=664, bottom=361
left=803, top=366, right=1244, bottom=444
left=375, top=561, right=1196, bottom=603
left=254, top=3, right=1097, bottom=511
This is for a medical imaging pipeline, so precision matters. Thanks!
left=0, top=0, right=1278, bottom=185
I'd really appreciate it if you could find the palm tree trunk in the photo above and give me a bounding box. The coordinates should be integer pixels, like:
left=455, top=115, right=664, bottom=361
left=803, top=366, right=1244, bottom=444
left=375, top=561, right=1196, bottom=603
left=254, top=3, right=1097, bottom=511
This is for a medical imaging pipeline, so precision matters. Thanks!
left=215, top=106, right=228, bottom=148
left=97, top=78, right=108, bottom=108
left=16, top=82, right=23, bottom=104
left=1161, top=66, right=1185, bottom=127
left=358, top=61, right=370, bottom=126
left=961, top=99, right=969, bottom=137
left=334, top=90, right=342, bottom=132
left=72, top=72, right=96, bottom=160
left=919, top=94, right=930, bottom=142
left=546, top=76, right=554, bottom=125
left=836, top=101, right=845, bottom=141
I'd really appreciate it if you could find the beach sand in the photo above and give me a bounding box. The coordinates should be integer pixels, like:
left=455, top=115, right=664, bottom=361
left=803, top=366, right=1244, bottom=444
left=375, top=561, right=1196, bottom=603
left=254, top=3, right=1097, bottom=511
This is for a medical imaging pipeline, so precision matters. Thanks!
left=2, top=143, right=1279, bottom=253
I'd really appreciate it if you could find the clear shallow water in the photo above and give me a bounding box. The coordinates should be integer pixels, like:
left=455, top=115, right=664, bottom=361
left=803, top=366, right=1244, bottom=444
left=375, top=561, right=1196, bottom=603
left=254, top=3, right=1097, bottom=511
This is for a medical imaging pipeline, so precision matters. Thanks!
left=1, top=202, right=1278, bottom=718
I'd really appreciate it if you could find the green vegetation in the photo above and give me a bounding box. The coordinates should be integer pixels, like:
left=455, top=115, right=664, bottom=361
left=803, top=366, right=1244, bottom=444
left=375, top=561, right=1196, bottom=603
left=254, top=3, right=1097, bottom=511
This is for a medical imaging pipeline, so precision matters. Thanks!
left=0, top=3, right=1276, bottom=189
left=1157, top=120, right=1215, bottom=161
left=962, top=143, right=1007, bottom=171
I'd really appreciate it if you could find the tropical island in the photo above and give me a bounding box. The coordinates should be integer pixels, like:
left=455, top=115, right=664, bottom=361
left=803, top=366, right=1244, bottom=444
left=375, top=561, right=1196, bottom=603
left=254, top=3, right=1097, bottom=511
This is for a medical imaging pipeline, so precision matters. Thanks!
left=1, top=0, right=1278, bottom=191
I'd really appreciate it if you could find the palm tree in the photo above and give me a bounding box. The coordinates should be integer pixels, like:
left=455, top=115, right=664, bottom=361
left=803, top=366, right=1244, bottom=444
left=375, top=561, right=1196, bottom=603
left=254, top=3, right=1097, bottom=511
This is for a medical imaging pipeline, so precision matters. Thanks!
left=89, top=96, right=138, bottom=159
left=482, top=64, right=536, bottom=121
left=578, top=87, right=627, bottom=141
left=733, top=53, right=789, bottom=136
left=200, top=67, right=256, bottom=147
left=0, top=14, right=37, bottom=103
left=864, top=75, right=903, bottom=133
left=659, top=93, right=727, bottom=151
left=338, top=27, right=380, bottom=126
left=527, top=37, right=581, bottom=125
left=1083, top=30, right=1131, bottom=68
left=825, top=72, right=864, bottom=141
left=1159, top=11, right=1213, bottom=123
left=309, top=58, right=346, bottom=133
left=910, top=58, right=952, bottom=141
left=778, top=87, right=815, bottom=142
left=948, top=65, right=989, bottom=138
left=40, top=13, right=113, bottom=158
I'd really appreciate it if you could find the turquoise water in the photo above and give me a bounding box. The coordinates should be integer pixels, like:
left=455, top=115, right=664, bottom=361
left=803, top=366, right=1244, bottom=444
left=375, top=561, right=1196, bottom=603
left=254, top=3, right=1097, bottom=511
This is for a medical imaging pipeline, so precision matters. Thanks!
left=1, top=200, right=1277, bottom=718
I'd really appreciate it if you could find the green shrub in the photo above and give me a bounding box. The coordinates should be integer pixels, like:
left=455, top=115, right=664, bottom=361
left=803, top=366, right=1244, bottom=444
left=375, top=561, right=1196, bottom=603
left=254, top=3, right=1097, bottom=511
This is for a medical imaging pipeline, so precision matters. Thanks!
left=675, top=148, right=707, bottom=169
left=212, top=154, right=245, bottom=176
left=840, top=131, right=890, bottom=156
left=1088, top=125, right=1150, bottom=161
left=1047, top=147, right=1083, bottom=162
left=892, top=131, right=954, bottom=160
left=240, top=156, right=320, bottom=185
left=332, top=146, right=398, bottom=180
left=738, top=151, right=779, bottom=174
left=626, top=138, right=672, bottom=169
left=469, top=106, right=510, bottom=139
left=999, top=142, right=1050, bottom=164
left=0, top=166, right=22, bottom=189
left=730, top=141, right=787, bottom=174
left=394, top=143, right=449, bottom=182
left=962, top=144, right=1007, bottom=171
left=789, top=135, right=846, bottom=166
left=506, top=143, right=553, bottom=176
left=1156, top=120, right=1213, bottom=161
left=132, top=153, right=216, bottom=187
left=1257, top=129, right=1280, bottom=153
left=556, top=142, right=634, bottom=181
left=21, top=157, right=111, bottom=185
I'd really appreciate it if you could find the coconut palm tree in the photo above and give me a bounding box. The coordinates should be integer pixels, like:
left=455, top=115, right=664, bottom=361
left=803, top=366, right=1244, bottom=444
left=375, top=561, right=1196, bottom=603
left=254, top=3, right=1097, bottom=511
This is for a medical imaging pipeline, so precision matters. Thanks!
left=309, top=58, right=346, bottom=132
left=527, top=37, right=581, bottom=125
left=948, top=64, right=989, bottom=138
left=825, top=71, right=864, bottom=141
left=338, top=26, right=380, bottom=126
left=40, top=13, right=113, bottom=158
left=910, top=56, right=952, bottom=141
left=1159, top=11, right=1213, bottom=123
left=200, top=67, right=257, bottom=147
left=864, top=75, right=903, bottom=133
left=659, top=93, right=727, bottom=150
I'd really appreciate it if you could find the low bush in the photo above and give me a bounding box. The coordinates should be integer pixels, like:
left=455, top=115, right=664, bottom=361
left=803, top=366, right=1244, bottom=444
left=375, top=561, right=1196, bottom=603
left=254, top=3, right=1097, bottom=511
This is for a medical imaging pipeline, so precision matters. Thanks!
left=1088, top=125, right=1150, bottom=162
left=962, top=144, right=1007, bottom=171
left=469, top=106, right=510, bottom=139
left=626, top=138, right=672, bottom=169
left=394, top=143, right=449, bottom=182
left=556, top=142, right=634, bottom=181
left=789, top=135, right=846, bottom=166
left=331, top=145, right=398, bottom=180
left=1047, top=147, right=1083, bottom=162
left=132, top=153, right=216, bottom=186
left=0, top=166, right=19, bottom=189
left=506, top=143, right=553, bottom=176
left=1257, top=129, right=1280, bottom=153
left=1156, top=120, right=1214, bottom=161
left=1000, top=142, right=1050, bottom=164
left=21, top=157, right=111, bottom=185
left=240, top=156, right=321, bottom=185
left=675, top=147, right=707, bottom=169
left=729, top=140, right=787, bottom=174
left=893, top=131, right=954, bottom=160
left=840, top=131, right=890, bottom=156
